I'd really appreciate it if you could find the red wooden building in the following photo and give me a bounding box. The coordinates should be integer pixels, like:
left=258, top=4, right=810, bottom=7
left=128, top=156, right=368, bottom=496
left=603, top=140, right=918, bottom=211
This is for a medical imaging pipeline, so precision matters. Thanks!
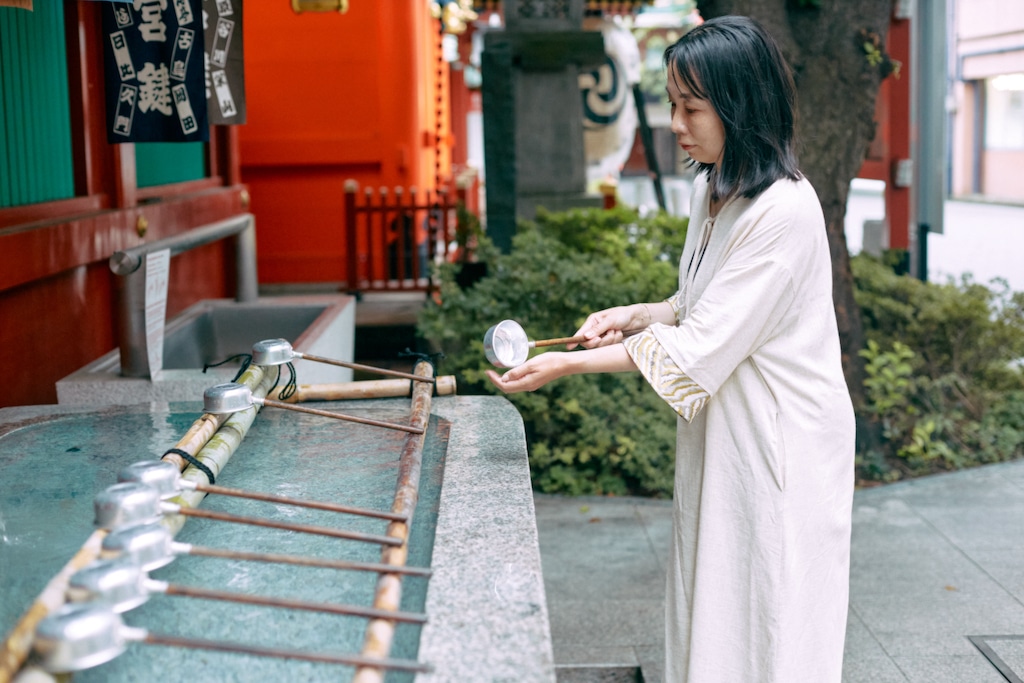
left=0, top=2, right=245, bottom=407
left=0, top=2, right=466, bottom=408
left=241, top=1, right=457, bottom=285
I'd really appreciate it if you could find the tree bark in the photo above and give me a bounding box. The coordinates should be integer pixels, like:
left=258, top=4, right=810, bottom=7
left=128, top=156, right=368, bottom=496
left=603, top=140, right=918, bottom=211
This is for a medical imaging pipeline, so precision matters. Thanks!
left=696, top=0, right=895, bottom=413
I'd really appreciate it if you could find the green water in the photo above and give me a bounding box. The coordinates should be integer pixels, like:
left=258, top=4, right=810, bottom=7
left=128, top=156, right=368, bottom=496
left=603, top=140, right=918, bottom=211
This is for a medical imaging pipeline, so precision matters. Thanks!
left=0, top=402, right=445, bottom=682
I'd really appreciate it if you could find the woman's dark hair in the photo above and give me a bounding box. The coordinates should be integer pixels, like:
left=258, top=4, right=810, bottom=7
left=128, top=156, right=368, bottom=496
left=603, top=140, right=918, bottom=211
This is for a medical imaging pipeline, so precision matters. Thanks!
left=664, top=15, right=801, bottom=200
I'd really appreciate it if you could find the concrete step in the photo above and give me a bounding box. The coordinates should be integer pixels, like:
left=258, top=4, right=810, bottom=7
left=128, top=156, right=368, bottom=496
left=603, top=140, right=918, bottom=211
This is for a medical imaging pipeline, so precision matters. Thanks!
left=555, top=665, right=642, bottom=683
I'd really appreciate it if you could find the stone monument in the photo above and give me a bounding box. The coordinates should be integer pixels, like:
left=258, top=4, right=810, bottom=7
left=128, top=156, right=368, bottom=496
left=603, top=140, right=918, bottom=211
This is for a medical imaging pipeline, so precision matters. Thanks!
left=481, top=0, right=606, bottom=251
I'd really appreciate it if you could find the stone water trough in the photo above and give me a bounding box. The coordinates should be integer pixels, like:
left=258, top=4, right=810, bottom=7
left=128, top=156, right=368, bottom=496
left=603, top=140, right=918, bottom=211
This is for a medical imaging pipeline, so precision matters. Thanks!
left=56, top=214, right=354, bottom=406
left=3, top=214, right=556, bottom=681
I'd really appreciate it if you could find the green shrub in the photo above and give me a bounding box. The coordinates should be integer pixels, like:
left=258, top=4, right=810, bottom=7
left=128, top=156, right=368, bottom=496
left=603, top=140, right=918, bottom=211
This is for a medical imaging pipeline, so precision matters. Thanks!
left=418, top=206, right=688, bottom=497
left=852, top=253, right=1024, bottom=480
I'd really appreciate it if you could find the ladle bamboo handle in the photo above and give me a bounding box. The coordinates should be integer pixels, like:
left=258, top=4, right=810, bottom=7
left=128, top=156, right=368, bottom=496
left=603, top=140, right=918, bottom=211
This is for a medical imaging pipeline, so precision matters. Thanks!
left=171, top=506, right=401, bottom=546
left=297, top=353, right=433, bottom=383
left=159, top=583, right=427, bottom=623
left=261, top=398, right=424, bottom=434
left=140, top=633, right=431, bottom=673
left=531, top=335, right=586, bottom=348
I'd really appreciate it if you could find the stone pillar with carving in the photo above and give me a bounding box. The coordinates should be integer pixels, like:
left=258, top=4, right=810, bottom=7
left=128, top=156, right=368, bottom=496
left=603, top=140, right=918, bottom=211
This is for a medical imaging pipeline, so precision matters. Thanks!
left=481, top=0, right=606, bottom=252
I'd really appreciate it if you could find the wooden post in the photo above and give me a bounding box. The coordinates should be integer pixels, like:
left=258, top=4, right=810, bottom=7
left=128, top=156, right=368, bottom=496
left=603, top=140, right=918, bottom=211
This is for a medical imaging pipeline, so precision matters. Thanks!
left=344, top=179, right=360, bottom=293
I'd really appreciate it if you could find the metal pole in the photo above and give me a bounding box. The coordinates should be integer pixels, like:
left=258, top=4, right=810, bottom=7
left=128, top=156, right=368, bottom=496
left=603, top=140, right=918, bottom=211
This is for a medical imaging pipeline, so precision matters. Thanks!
left=110, top=213, right=257, bottom=377
left=632, top=83, right=666, bottom=212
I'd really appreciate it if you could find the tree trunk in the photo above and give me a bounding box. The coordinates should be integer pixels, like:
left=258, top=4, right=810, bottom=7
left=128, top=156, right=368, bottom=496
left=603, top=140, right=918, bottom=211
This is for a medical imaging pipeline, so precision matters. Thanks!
left=696, top=0, right=895, bottom=413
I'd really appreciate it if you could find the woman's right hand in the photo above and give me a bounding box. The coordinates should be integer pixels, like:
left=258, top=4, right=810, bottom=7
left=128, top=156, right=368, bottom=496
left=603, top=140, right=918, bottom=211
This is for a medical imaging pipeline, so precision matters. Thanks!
left=569, top=305, right=646, bottom=349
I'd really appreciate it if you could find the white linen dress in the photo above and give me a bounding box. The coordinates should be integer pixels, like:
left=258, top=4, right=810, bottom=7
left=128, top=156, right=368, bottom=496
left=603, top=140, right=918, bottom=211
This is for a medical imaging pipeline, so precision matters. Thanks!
left=622, top=174, right=856, bottom=682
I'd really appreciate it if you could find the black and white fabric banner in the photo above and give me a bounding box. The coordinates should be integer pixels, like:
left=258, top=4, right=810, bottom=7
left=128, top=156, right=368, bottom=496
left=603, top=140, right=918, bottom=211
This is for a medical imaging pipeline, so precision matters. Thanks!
left=203, top=0, right=246, bottom=125
left=102, top=0, right=208, bottom=143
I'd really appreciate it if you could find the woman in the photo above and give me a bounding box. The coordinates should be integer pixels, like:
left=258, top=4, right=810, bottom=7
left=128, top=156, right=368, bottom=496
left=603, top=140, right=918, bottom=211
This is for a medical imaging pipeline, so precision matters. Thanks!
left=487, top=15, right=855, bottom=683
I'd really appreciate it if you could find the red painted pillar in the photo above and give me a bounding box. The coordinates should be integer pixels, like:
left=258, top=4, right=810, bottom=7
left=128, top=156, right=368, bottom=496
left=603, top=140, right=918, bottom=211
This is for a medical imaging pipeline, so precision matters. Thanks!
left=886, top=12, right=912, bottom=251
left=856, top=9, right=913, bottom=253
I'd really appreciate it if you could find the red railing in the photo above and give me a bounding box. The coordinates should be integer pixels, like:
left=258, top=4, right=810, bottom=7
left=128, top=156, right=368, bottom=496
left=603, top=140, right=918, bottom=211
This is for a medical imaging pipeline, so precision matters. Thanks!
left=343, top=181, right=457, bottom=294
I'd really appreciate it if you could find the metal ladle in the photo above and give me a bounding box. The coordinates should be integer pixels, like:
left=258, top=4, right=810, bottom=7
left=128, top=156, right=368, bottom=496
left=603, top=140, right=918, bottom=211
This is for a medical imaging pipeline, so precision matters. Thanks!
left=67, top=555, right=427, bottom=623
left=94, top=482, right=402, bottom=547
left=33, top=603, right=431, bottom=674
left=118, top=459, right=406, bottom=523
left=203, top=382, right=423, bottom=435
left=252, top=338, right=433, bottom=384
left=101, top=520, right=431, bottom=577
left=483, top=319, right=584, bottom=368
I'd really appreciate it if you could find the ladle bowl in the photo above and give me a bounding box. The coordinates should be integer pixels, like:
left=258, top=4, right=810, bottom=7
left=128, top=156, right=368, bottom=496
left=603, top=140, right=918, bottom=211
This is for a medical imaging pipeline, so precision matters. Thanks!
left=67, top=556, right=151, bottom=613
left=250, top=338, right=296, bottom=366
left=94, top=482, right=163, bottom=530
left=33, top=603, right=132, bottom=673
left=483, top=320, right=531, bottom=368
left=203, top=382, right=258, bottom=414
left=117, top=460, right=181, bottom=499
left=101, top=520, right=177, bottom=571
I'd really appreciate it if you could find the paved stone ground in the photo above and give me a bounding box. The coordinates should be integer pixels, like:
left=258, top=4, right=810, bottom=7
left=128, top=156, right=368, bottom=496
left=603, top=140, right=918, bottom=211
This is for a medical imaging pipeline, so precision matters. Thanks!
left=536, top=458, right=1024, bottom=682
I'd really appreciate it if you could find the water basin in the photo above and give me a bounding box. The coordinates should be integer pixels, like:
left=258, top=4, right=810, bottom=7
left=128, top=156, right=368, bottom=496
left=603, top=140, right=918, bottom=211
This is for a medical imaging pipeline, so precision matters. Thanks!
left=0, top=396, right=555, bottom=682
left=57, top=295, right=355, bottom=406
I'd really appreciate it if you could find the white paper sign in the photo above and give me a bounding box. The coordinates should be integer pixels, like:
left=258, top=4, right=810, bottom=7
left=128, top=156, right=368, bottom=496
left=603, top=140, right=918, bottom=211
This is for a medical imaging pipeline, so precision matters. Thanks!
left=144, top=249, right=171, bottom=378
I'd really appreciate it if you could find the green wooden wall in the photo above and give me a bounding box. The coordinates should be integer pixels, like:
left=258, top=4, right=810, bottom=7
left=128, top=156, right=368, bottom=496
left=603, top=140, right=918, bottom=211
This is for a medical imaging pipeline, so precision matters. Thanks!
left=136, top=142, right=207, bottom=188
left=0, top=3, right=74, bottom=209
left=0, top=6, right=208, bottom=206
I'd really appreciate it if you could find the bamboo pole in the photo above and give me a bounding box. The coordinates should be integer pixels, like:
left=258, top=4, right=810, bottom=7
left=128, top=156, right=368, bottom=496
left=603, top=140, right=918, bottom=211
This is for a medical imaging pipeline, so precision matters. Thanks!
left=269, top=375, right=456, bottom=403
left=160, top=363, right=267, bottom=474
left=162, top=366, right=277, bottom=534
left=0, top=532, right=104, bottom=683
left=0, top=365, right=273, bottom=683
left=352, top=360, right=435, bottom=683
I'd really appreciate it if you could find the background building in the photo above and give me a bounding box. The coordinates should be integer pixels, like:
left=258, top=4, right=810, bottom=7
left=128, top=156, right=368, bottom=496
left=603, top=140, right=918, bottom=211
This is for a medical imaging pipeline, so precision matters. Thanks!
left=949, top=0, right=1024, bottom=202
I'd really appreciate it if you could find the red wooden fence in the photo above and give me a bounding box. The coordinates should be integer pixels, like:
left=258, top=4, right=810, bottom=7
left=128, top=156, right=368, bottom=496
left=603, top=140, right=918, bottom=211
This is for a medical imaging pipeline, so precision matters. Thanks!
left=343, top=181, right=457, bottom=294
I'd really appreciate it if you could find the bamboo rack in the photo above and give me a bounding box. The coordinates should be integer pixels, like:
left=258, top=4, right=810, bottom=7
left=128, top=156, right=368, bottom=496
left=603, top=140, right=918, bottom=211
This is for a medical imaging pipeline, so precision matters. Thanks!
left=0, top=364, right=275, bottom=683
left=4, top=360, right=441, bottom=681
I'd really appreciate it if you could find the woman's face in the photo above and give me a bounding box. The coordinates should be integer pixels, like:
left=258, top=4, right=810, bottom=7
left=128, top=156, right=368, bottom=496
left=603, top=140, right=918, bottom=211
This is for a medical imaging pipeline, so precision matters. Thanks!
left=666, top=64, right=726, bottom=167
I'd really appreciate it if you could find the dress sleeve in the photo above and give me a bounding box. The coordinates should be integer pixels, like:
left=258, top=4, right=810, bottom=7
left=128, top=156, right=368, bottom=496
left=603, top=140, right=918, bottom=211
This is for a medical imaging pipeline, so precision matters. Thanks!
left=666, top=290, right=685, bottom=325
left=623, top=329, right=710, bottom=423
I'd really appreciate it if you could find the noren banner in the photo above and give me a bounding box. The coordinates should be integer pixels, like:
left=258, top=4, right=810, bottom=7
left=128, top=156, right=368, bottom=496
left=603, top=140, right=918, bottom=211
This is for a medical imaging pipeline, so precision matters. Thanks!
left=203, top=0, right=246, bottom=125
left=102, top=0, right=208, bottom=143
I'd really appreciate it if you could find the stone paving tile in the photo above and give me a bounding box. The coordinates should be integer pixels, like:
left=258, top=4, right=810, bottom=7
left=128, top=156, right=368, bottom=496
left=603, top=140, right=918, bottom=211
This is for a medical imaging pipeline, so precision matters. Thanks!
left=535, top=496, right=666, bottom=602
left=890, top=655, right=1008, bottom=683
left=553, top=645, right=639, bottom=668
left=632, top=502, right=673, bottom=573
left=555, top=665, right=640, bottom=683
left=914, top=506, right=1024, bottom=554
left=970, top=548, right=1024, bottom=601
left=546, top=599, right=664, bottom=650
left=849, top=505, right=995, bottom=597
left=850, top=593, right=1024, bottom=657
left=843, top=607, right=888, bottom=656
left=842, top=654, right=908, bottom=683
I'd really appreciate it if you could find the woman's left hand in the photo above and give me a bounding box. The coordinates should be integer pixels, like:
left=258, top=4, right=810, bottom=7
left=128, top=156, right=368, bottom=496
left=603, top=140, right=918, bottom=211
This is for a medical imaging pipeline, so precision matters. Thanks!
left=486, top=352, right=570, bottom=393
